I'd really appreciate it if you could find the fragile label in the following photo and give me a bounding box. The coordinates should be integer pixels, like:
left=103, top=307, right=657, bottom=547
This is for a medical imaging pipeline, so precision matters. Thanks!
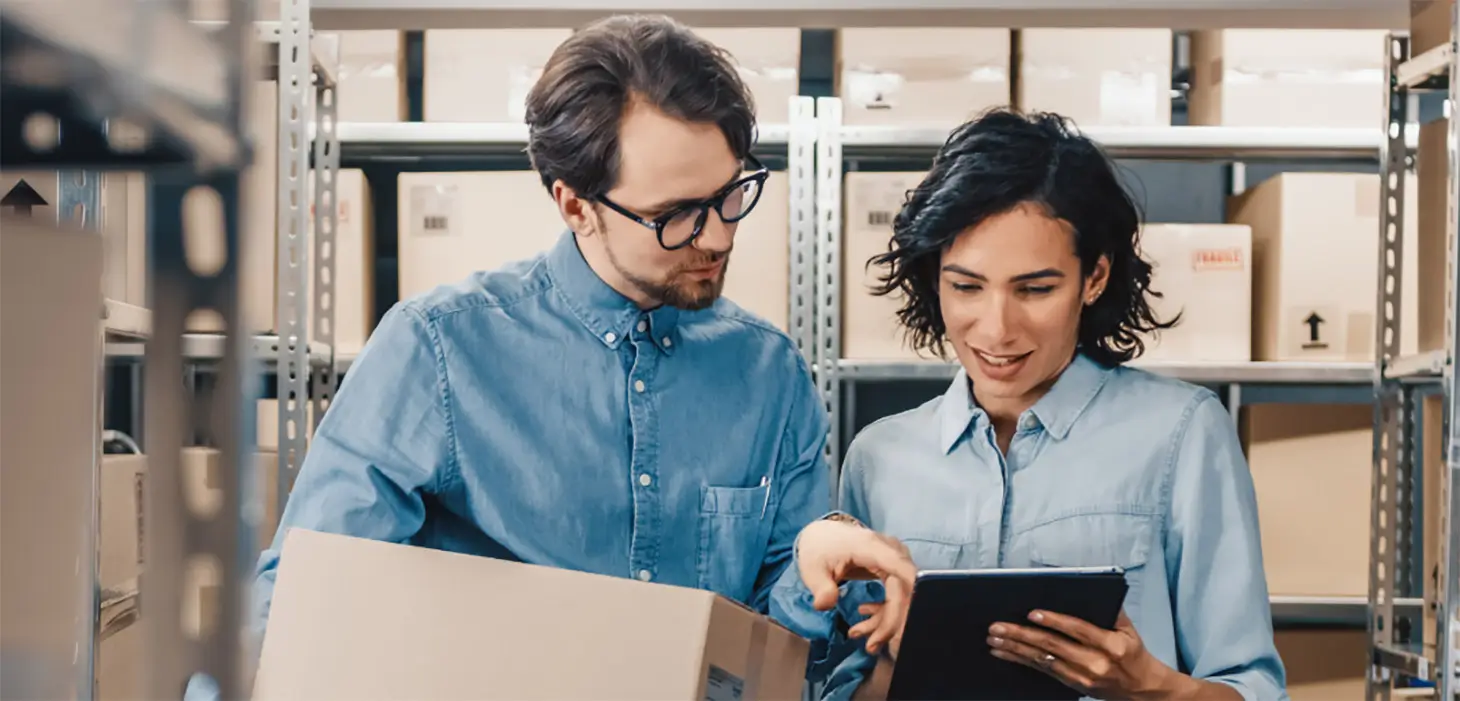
left=1191, top=247, right=1245, bottom=271
left=704, top=665, right=745, bottom=701
left=409, top=184, right=458, bottom=238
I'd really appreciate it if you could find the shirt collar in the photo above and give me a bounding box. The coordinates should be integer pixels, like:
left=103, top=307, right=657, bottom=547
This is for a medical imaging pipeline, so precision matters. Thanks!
left=545, top=229, right=680, bottom=354
left=936, top=352, right=1111, bottom=454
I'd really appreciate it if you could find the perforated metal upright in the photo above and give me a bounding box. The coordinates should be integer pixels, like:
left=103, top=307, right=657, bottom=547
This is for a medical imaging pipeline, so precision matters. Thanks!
left=813, top=96, right=845, bottom=486
left=1368, top=16, right=1460, bottom=699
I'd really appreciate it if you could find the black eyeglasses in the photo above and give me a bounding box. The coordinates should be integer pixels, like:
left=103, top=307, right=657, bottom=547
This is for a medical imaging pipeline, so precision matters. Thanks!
left=595, top=154, right=770, bottom=250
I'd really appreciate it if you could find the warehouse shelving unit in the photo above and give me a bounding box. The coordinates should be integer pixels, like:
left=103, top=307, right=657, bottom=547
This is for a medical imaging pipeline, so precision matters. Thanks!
left=330, top=97, right=822, bottom=360
left=1367, top=15, right=1460, bottom=700
left=0, top=0, right=344, bottom=699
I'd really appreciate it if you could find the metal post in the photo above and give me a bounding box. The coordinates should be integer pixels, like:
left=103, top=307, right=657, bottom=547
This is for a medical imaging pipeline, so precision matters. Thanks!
left=1368, top=32, right=1411, bottom=701
left=276, top=0, right=312, bottom=517
left=142, top=2, right=255, bottom=697
left=311, top=42, right=340, bottom=435
left=1440, top=4, right=1460, bottom=694
left=814, top=96, right=844, bottom=501
left=788, top=96, right=817, bottom=363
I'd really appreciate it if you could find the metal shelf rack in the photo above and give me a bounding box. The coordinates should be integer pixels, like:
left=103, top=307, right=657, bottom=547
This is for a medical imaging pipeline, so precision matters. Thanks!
left=1, top=0, right=343, bottom=699
left=1367, top=20, right=1460, bottom=700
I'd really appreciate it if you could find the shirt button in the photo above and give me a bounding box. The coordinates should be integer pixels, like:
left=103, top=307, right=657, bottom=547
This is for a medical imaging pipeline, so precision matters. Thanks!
left=603, top=332, right=616, bottom=344
left=637, top=570, right=652, bottom=582
left=662, top=337, right=672, bottom=347
left=637, top=320, right=648, bottom=333
left=634, top=380, right=646, bottom=393
left=639, top=473, right=652, bottom=487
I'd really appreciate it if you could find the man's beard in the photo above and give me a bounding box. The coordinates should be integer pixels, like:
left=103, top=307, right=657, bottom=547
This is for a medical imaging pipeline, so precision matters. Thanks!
left=608, top=246, right=729, bottom=311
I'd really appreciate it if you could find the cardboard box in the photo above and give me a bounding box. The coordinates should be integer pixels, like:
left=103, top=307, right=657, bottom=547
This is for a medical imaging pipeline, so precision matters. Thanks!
left=1416, top=121, right=1448, bottom=353
left=1134, top=224, right=1253, bottom=363
left=1017, top=29, right=1172, bottom=127
left=1412, top=0, right=1455, bottom=54
left=0, top=215, right=104, bottom=701
left=1188, top=30, right=1388, bottom=129
left=837, top=28, right=1011, bottom=126
left=841, top=172, right=939, bottom=360
left=725, top=177, right=791, bottom=331
left=311, top=168, right=376, bottom=355
left=1241, top=403, right=1371, bottom=597
left=694, top=28, right=801, bottom=124
left=253, top=529, right=810, bottom=700
left=96, top=616, right=143, bottom=701
left=337, top=31, right=406, bottom=122
left=397, top=171, right=566, bottom=300
left=423, top=29, right=571, bottom=123
left=1227, top=172, right=1420, bottom=362
left=0, top=170, right=147, bottom=309
left=100, top=454, right=147, bottom=591
left=1275, top=629, right=1367, bottom=700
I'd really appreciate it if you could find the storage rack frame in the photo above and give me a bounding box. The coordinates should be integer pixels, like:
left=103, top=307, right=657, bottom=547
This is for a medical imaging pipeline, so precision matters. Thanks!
left=0, top=0, right=341, bottom=697
left=1367, top=12, right=1460, bottom=700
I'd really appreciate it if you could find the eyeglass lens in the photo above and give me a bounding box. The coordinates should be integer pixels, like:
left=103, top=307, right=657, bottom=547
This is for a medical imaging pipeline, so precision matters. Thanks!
left=661, top=177, right=764, bottom=247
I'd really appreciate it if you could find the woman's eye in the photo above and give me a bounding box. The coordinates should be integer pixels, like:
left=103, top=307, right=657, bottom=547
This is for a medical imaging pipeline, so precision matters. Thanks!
left=1021, top=285, right=1054, bottom=295
left=950, top=283, right=981, bottom=293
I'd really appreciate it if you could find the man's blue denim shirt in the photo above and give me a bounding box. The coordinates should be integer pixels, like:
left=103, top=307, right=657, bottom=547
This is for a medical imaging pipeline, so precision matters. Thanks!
left=250, top=229, right=831, bottom=639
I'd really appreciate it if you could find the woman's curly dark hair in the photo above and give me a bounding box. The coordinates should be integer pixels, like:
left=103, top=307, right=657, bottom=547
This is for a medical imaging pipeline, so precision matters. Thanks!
left=869, top=107, right=1177, bottom=367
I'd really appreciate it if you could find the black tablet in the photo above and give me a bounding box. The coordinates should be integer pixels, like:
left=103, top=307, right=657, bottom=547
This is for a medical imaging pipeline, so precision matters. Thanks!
left=885, top=566, right=1130, bottom=701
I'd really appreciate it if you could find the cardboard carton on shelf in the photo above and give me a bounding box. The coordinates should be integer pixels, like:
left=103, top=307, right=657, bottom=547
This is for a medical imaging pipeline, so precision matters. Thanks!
left=252, top=529, right=810, bottom=700
left=1416, top=121, right=1448, bottom=354
left=336, top=30, right=407, bottom=123
left=1275, top=629, right=1367, bottom=700
left=1187, top=29, right=1388, bottom=129
left=1241, top=403, right=1371, bottom=598
left=837, top=28, right=1012, bottom=126
left=397, top=172, right=793, bottom=332
left=423, top=29, right=572, bottom=123
left=1016, top=29, right=1173, bottom=128
left=1136, top=223, right=1253, bottom=363
left=310, top=167, right=377, bottom=356
left=1226, top=171, right=1420, bottom=362
left=693, top=28, right=802, bottom=125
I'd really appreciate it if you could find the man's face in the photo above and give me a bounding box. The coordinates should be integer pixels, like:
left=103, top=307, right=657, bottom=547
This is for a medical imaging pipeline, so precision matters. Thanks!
left=564, top=98, right=750, bottom=310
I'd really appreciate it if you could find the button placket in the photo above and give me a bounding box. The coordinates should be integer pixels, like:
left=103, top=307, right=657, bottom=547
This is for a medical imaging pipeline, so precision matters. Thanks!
left=625, top=332, right=662, bottom=584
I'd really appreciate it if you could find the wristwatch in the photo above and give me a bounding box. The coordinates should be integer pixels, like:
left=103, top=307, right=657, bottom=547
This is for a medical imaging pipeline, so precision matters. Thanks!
left=823, top=512, right=867, bottom=529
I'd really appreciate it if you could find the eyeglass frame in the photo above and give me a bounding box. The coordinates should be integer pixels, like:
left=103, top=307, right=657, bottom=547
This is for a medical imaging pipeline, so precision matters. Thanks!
left=592, top=153, right=771, bottom=251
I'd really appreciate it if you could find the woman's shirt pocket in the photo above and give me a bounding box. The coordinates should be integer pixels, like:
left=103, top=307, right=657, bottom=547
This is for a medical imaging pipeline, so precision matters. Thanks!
left=1012, top=510, right=1160, bottom=611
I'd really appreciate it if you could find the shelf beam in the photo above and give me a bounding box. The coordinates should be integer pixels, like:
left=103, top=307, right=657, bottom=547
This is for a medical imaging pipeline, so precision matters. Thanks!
left=1396, top=43, right=1453, bottom=92
left=309, top=0, right=1408, bottom=30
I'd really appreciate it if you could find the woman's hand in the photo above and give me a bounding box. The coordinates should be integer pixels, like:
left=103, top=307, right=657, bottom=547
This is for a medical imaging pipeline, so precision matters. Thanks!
left=987, top=609, right=1179, bottom=701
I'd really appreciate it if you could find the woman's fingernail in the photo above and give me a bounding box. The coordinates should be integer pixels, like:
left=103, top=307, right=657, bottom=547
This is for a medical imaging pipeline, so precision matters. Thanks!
left=988, top=637, right=1004, bottom=647
left=990, top=624, right=1005, bottom=635
left=1029, top=611, right=1044, bottom=622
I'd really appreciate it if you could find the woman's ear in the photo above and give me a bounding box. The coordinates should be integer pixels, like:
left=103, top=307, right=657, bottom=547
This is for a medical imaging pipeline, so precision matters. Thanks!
left=1084, top=255, right=1111, bottom=306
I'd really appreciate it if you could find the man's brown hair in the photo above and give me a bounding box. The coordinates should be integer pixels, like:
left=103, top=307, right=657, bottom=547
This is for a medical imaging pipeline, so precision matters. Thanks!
left=524, top=14, right=757, bottom=197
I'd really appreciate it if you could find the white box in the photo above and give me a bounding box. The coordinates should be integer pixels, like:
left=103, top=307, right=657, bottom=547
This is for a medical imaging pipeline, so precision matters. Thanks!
left=1017, top=29, right=1172, bottom=127
left=1135, top=224, right=1253, bottom=363
left=838, top=28, right=1012, bottom=126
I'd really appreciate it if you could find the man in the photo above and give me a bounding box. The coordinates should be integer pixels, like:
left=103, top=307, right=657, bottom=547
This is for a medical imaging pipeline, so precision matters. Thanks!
left=248, top=11, right=912, bottom=672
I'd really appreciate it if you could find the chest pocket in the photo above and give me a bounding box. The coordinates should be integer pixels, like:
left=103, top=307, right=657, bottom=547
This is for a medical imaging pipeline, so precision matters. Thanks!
left=1018, top=511, right=1157, bottom=612
left=697, top=483, right=772, bottom=602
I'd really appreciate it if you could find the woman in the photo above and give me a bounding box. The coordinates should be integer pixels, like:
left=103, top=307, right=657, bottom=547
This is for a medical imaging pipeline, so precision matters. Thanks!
left=770, top=109, right=1286, bottom=701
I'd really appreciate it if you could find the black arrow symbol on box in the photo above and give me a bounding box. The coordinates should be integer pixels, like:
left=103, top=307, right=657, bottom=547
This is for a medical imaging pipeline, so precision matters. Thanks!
left=1304, top=312, right=1325, bottom=343
left=1, top=179, right=48, bottom=217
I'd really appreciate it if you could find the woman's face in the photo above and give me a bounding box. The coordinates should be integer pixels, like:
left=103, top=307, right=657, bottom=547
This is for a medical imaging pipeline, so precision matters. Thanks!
left=939, top=202, right=1109, bottom=415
